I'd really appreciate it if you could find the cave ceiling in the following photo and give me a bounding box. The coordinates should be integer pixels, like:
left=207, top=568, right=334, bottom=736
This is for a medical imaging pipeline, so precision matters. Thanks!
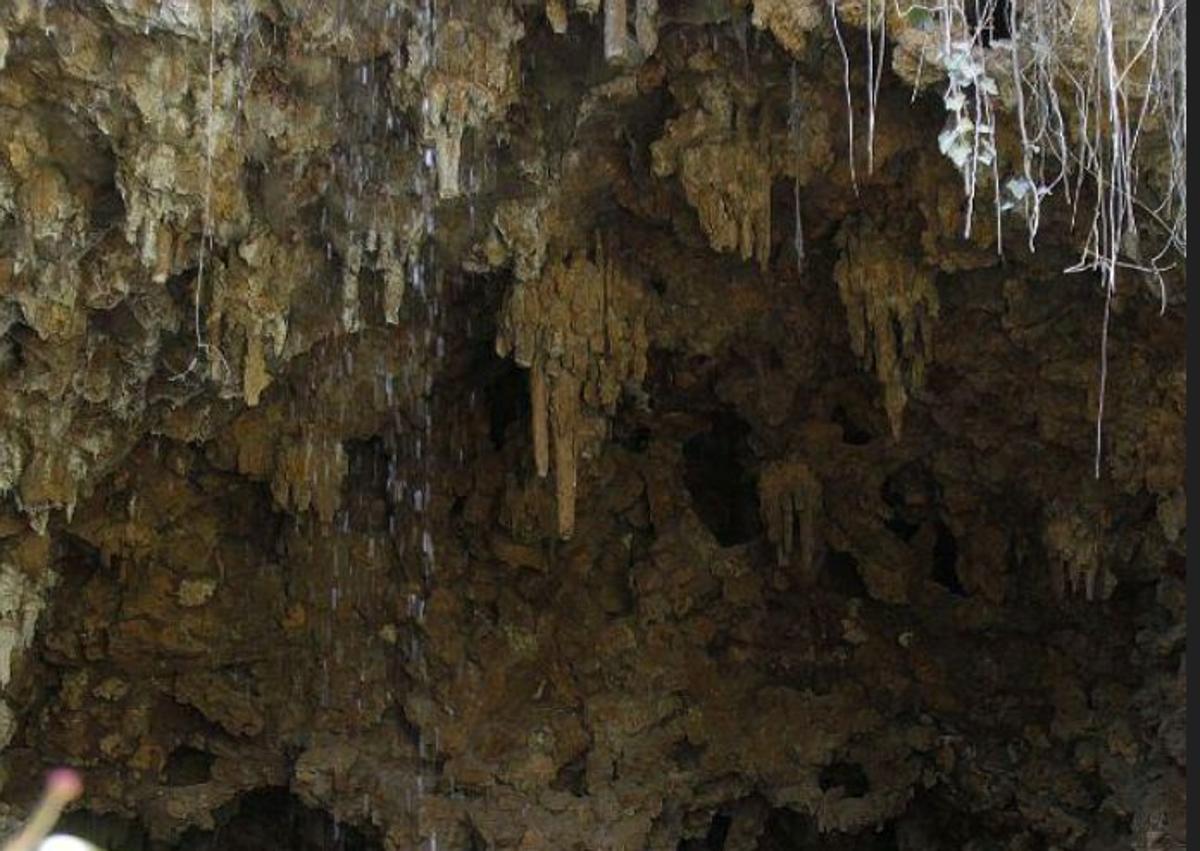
left=0, top=2, right=1186, bottom=850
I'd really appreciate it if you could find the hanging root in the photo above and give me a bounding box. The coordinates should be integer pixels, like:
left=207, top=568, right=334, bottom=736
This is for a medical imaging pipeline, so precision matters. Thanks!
left=170, top=0, right=228, bottom=385
left=829, top=0, right=858, bottom=194
left=874, top=0, right=1186, bottom=477
left=788, top=62, right=806, bottom=272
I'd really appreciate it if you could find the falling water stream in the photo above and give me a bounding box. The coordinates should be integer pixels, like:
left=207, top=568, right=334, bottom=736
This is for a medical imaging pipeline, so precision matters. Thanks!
left=290, top=0, right=449, bottom=846
left=389, top=4, right=444, bottom=849
left=78, top=0, right=449, bottom=844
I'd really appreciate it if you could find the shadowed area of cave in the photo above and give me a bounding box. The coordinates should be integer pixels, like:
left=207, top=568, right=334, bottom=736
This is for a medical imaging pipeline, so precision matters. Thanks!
left=683, top=412, right=764, bottom=546
left=0, top=1, right=1186, bottom=850
left=57, top=790, right=381, bottom=851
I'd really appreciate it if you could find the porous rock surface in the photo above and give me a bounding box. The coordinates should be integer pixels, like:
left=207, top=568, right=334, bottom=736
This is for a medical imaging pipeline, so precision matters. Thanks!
left=0, top=2, right=1185, bottom=850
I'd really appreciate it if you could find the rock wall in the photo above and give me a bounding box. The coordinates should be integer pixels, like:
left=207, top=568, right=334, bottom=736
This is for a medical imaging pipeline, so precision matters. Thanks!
left=0, top=2, right=1185, bottom=850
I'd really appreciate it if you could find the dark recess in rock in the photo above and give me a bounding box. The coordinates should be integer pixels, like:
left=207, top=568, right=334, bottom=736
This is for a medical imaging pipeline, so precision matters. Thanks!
left=683, top=411, right=763, bottom=546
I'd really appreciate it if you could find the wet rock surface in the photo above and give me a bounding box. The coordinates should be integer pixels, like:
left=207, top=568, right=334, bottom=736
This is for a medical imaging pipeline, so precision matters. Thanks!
left=0, top=2, right=1186, bottom=850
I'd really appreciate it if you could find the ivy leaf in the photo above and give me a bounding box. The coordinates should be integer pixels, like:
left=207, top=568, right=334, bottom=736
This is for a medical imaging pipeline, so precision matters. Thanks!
left=906, top=7, right=933, bottom=29
left=938, top=127, right=960, bottom=155
left=948, top=140, right=972, bottom=168
left=1006, top=177, right=1033, bottom=200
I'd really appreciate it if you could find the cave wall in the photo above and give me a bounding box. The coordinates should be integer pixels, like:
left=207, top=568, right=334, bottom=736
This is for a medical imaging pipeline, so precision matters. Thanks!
left=0, top=2, right=1186, bottom=850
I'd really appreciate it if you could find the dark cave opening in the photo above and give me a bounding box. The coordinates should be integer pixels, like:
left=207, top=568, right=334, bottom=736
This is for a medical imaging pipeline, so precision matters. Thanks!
left=178, top=788, right=381, bottom=851
left=670, top=738, right=707, bottom=772
left=831, top=405, right=872, bottom=446
left=931, top=523, right=966, bottom=596
left=884, top=512, right=921, bottom=542
left=551, top=753, right=589, bottom=797
left=818, top=762, right=870, bottom=798
left=484, top=355, right=530, bottom=451
left=344, top=437, right=390, bottom=510
left=682, top=411, right=764, bottom=546
left=2, top=322, right=34, bottom=372
left=756, top=808, right=899, bottom=851
left=881, top=464, right=937, bottom=542
left=821, top=548, right=868, bottom=598
left=464, top=822, right=489, bottom=851
left=58, top=789, right=381, bottom=851
left=677, top=811, right=733, bottom=850
left=614, top=419, right=653, bottom=453
left=163, top=745, right=215, bottom=787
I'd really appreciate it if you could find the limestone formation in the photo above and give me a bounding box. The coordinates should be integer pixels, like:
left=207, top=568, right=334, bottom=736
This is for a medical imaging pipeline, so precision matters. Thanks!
left=833, top=216, right=939, bottom=439
left=1044, top=499, right=1114, bottom=602
left=0, top=2, right=1185, bottom=850
left=396, top=3, right=525, bottom=200
left=496, top=236, right=648, bottom=538
left=758, top=459, right=822, bottom=579
left=651, top=71, right=773, bottom=270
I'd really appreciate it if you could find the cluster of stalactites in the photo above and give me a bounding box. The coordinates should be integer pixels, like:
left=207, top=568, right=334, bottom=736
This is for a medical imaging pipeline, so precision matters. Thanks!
left=546, top=0, right=659, bottom=64
left=268, top=429, right=348, bottom=526
left=496, top=235, right=648, bottom=539
left=758, top=459, right=822, bottom=581
left=338, top=218, right=427, bottom=334
left=1044, top=500, right=1114, bottom=602
left=833, top=217, right=939, bottom=439
left=649, top=75, right=774, bottom=272
left=398, top=5, right=525, bottom=200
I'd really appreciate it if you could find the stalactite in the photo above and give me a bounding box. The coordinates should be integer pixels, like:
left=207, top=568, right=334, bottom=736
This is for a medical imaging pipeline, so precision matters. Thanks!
left=496, top=237, right=647, bottom=539
left=380, top=235, right=407, bottom=325
left=759, top=460, right=822, bottom=581
left=635, top=0, right=659, bottom=56
left=604, top=0, right=629, bottom=64
left=431, top=112, right=465, bottom=200
left=151, top=226, right=173, bottom=283
left=270, top=430, right=347, bottom=524
left=243, top=333, right=268, bottom=407
left=650, top=76, right=773, bottom=270
left=546, top=0, right=569, bottom=33
left=551, top=377, right=579, bottom=539
left=0, top=556, right=56, bottom=690
left=749, top=0, right=824, bottom=55
left=1045, top=501, right=1113, bottom=602
left=397, top=7, right=524, bottom=200
left=833, top=217, right=938, bottom=439
left=204, top=263, right=227, bottom=384
left=531, top=359, right=550, bottom=477
left=341, top=242, right=362, bottom=333
left=170, top=229, right=322, bottom=408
